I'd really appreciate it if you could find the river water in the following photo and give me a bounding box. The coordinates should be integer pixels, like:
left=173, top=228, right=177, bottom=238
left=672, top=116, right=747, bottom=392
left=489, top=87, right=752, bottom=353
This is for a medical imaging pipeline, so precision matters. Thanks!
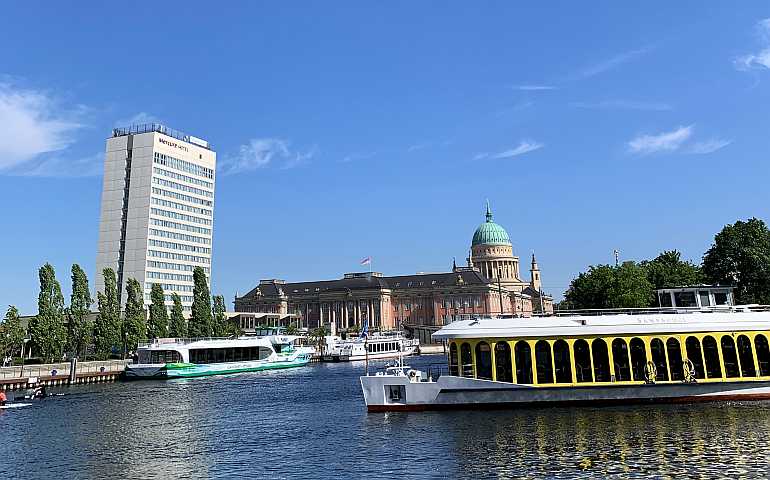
left=2, top=354, right=770, bottom=479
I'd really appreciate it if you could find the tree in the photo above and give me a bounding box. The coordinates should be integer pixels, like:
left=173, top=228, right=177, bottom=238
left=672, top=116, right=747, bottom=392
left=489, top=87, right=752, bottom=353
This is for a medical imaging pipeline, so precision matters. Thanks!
left=189, top=267, right=212, bottom=337
left=28, top=263, right=67, bottom=362
left=94, top=268, right=121, bottom=357
left=702, top=218, right=770, bottom=304
left=564, top=261, right=653, bottom=309
left=211, top=295, right=229, bottom=337
left=68, top=264, right=93, bottom=357
left=122, top=278, right=146, bottom=356
left=641, top=250, right=703, bottom=291
left=148, top=283, right=169, bottom=339
left=168, top=293, right=187, bottom=338
left=0, top=305, right=26, bottom=359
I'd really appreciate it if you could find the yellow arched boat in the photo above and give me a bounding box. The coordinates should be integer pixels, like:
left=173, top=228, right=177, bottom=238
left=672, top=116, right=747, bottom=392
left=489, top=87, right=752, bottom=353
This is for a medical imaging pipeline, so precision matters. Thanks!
left=360, top=307, right=770, bottom=411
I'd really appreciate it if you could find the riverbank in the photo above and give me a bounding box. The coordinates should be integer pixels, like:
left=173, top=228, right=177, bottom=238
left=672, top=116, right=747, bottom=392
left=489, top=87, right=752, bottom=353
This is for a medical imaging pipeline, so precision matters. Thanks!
left=0, top=359, right=130, bottom=391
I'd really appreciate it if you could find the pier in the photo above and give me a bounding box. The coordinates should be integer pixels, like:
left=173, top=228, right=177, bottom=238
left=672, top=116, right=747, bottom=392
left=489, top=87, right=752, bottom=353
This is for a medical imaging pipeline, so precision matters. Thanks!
left=0, top=359, right=130, bottom=391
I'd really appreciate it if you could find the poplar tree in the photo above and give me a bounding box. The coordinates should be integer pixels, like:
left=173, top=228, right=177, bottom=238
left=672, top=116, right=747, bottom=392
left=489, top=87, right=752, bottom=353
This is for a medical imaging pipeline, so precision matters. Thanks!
left=122, top=278, right=146, bottom=356
left=68, top=264, right=93, bottom=357
left=94, top=268, right=121, bottom=357
left=168, top=293, right=187, bottom=338
left=211, top=295, right=229, bottom=337
left=190, top=267, right=212, bottom=337
left=1, top=305, right=25, bottom=360
left=148, top=283, right=169, bottom=339
left=29, top=263, right=67, bottom=362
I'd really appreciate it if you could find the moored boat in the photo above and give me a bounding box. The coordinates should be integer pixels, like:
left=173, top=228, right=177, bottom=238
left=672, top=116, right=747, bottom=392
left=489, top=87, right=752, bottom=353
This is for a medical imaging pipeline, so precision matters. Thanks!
left=361, top=306, right=770, bottom=411
left=323, top=331, right=419, bottom=362
left=124, top=335, right=314, bottom=379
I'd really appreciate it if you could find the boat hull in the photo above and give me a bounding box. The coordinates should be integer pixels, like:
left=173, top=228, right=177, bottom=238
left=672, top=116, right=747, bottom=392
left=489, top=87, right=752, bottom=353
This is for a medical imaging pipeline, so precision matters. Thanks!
left=324, top=346, right=419, bottom=362
left=125, top=356, right=311, bottom=380
left=361, top=375, right=770, bottom=412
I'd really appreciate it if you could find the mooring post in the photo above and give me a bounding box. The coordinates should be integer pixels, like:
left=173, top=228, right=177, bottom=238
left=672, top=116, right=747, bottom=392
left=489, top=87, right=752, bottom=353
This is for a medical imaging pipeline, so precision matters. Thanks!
left=69, top=357, right=77, bottom=384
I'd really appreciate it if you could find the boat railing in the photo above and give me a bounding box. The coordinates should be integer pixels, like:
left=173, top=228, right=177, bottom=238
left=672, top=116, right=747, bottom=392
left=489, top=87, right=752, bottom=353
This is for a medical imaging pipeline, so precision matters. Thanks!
left=546, top=305, right=770, bottom=317
left=137, top=337, right=237, bottom=348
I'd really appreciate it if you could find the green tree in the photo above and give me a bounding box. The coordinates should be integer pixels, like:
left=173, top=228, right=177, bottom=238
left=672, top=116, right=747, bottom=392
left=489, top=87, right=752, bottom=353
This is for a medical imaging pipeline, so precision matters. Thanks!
left=641, top=250, right=703, bottom=291
left=211, top=295, right=229, bottom=337
left=122, top=278, right=146, bottom=356
left=28, top=263, right=67, bottom=362
left=564, top=261, right=653, bottom=309
left=148, top=283, right=169, bottom=339
left=68, top=264, right=93, bottom=357
left=702, top=218, right=770, bottom=304
left=189, top=267, right=212, bottom=337
left=0, top=305, right=26, bottom=359
left=168, top=293, right=187, bottom=338
left=94, top=268, right=121, bottom=357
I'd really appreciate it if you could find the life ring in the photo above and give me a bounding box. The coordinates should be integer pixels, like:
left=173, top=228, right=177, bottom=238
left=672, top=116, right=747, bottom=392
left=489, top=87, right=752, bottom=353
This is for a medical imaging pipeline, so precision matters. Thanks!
left=644, top=361, right=657, bottom=384
left=683, top=358, right=696, bottom=383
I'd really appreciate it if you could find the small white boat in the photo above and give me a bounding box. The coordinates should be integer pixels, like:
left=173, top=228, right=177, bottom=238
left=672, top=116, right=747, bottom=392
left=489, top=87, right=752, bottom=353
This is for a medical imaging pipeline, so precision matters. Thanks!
left=322, top=332, right=419, bottom=362
left=0, top=403, right=33, bottom=409
left=124, top=335, right=314, bottom=379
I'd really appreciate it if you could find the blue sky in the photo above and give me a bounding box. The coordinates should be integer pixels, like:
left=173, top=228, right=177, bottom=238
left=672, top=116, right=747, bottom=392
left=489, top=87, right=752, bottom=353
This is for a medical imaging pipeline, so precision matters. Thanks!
left=2, top=2, right=770, bottom=314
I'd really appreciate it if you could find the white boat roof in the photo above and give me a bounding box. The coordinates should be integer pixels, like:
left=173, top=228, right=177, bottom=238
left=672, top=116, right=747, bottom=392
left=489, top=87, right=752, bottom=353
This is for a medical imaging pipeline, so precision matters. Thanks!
left=138, top=335, right=293, bottom=351
left=432, top=310, right=770, bottom=340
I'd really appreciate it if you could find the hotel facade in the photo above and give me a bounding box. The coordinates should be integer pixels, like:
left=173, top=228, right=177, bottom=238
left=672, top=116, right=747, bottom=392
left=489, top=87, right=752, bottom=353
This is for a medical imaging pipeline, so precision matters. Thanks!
left=95, top=124, right=216, bottom=311
left=234, top=205, right=553, bottom=337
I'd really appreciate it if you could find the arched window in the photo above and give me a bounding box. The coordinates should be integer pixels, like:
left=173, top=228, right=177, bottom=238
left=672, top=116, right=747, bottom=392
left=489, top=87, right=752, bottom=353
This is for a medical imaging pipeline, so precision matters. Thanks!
left=573, top=339, right=593, bottom=383
left=460, top=342, right=473, bottom=377
left=702, top=336, right=722, bottom=378
left=650, top=338, right=669, bottom=381
left=720, top=336, right=740, bottom=378
left=591, top=339, right=611, bottom=382
left=535, top=340, right=554, bottom=384
left=755, top=334, right=770, bottom=376
left=685, top=336, right=705, bottom=379
left=737, top=335, right=756, bottom=377
left=666, top=338, right=684, bottom=381
left=475, top=342, right=493, bottom=380
left=553, top=339, right=572, bottom=383
left=494, top=342, right=513, bottom=382
left=514, top=341, right=533, bottom=384
left=612, top=338, right=631, bottom=381
left=629, top=338, right=647, bottom=382
left=449, top=343, right=459, bottom=376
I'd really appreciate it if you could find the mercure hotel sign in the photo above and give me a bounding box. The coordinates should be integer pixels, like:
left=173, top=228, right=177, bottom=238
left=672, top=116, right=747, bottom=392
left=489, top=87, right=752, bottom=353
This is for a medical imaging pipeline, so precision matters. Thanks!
left=158, top=136, right=189, bottom=153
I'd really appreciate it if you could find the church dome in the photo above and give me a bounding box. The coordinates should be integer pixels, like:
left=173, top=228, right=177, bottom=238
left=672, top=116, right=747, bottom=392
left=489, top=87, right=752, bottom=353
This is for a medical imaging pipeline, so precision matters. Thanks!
left=472, top=203, right=511, bottom=246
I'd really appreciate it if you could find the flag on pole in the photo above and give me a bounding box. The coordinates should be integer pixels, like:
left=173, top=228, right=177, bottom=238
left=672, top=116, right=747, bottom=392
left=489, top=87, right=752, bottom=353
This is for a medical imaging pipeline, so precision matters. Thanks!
left=360, top=256, right=371, bottom=266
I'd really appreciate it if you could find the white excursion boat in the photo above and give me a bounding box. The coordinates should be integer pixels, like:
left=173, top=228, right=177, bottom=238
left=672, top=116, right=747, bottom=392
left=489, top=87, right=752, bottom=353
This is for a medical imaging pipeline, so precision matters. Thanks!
left=124, top=335, right=314, bottom=379
left=361, top=306, right=770, bottom=411
left=322, top=332, right=419, bottom=362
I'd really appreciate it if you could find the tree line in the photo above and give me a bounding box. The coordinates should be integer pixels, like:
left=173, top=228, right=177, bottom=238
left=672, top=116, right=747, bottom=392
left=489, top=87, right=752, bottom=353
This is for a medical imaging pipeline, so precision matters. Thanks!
left=0, top=264, right=238, bottom=363
left=560, top=218, right=770, bottom=310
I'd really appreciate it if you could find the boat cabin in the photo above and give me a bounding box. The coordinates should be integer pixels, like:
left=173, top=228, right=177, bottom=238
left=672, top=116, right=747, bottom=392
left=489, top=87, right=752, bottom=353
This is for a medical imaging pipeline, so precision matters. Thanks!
left=656, top=285, right=734, bottom=309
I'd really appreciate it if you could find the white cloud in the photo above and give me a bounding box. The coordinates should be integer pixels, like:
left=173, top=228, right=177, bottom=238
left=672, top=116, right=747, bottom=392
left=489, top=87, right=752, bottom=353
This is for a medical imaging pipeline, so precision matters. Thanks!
left=114, top=112, right=161, bottom=128
left=221, top=138, right=315, bottom=174
left=627, top=125, right=693, bottom=154
left=686, top=138, right=732, bottom=155
left=735, top=18, right=770, bottom=71
left=11, top=151, right=104, bottom=177
left=475, top=141, right=544, bottom=161
left=570, top=100, right=672, bottom=111
left=572, top=46, right=651, bottom=80
left=511, top=85, right=557, bottom=91
left=0, top=83, right=83, bottom=171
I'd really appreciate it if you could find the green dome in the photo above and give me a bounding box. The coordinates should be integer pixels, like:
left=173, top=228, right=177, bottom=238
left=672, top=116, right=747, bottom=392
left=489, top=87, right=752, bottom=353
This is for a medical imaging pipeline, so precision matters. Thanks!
left=472, top=203, right=511, bottom=246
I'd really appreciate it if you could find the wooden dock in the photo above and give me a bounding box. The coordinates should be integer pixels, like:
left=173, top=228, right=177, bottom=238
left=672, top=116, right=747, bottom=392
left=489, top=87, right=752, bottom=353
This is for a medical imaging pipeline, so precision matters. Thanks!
left=0, top=360, right=131, bottom=391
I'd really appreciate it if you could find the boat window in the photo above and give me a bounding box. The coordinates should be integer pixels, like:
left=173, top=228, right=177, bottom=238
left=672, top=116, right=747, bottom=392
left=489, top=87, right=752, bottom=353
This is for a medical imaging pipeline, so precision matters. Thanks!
left=666, top=338, right=685, bottom=381
left=449, top=343, right=459, bottom=376
left=475, top=342, right=493, bottom=380
left=699, top=291, right=711, bottom=307
left=535, top=340, right=554, bottom=384
left=721, top=336, right=740, bottom=378
left=573, top=339, right=592, bottom=383
left=650, top=338, right=669, bottom=381
left=658, top=292, right=673, bottom=308
left=514, top=341, right=533, bottom=385
left=674, top=291, right=698, bottom=308
left=460, top=342, right=473, bottom=377
left=553, top=339, right=572, bottom=383
left=685, top=337, right=706, bottom=379
left=737, top=335, right=756, bottom=377
left=629, top=338, right=647, bottom=382
left=494, top=342, right=513, bottom=383
left=702, top=336, right=722, bottom=378
left=755, top=334, right=770, bottom=376
left=611, top=339, right=632, bottom=382
left=149, top=350, right=181, bottom=364
left=714, top=292, right=729, bottom=305
left=591, top=339, right=611, bottom=382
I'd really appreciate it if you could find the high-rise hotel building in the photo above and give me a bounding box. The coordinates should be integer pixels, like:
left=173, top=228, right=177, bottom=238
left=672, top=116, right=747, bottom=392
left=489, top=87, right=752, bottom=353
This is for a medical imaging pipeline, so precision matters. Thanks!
left=95, top=124, right=216, bottom=311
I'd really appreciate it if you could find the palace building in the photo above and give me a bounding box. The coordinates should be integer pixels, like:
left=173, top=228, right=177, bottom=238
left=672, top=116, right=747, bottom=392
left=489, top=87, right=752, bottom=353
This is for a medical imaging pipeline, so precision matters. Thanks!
left=233, top=204, right=553, bottom=339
